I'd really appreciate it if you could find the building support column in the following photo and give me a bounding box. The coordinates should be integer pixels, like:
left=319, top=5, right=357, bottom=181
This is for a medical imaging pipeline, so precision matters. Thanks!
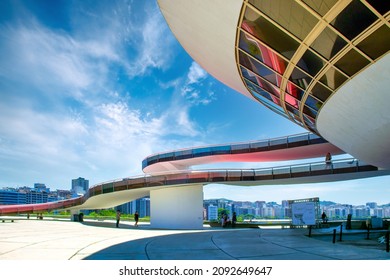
left=70, top=209, right=81, bottom=221
left=150, top=185, right=204, bottom=229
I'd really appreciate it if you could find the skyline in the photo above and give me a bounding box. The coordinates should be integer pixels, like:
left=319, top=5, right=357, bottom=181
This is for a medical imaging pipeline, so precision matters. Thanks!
left=1, top=182, right=388, bottom=207
left=1, top=0, right=389, bottom=206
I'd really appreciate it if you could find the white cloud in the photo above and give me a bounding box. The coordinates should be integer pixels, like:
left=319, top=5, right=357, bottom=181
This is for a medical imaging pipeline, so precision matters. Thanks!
left=179, top=62, right=216, bottom=106
left=123, top=5, right=176, bottom=78
left=0, top=0, right=214, bottom=189
left=187, top=62, right=208, bottom=84
left=0, top=22, right=116, bottom=101
left=0, top=6, right=172, bottom=188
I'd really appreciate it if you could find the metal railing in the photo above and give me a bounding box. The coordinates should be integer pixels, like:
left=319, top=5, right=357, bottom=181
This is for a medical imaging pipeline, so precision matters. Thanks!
left=142, top=132, right=325, bottom=168
left=0, top=158, right=381, bottom=215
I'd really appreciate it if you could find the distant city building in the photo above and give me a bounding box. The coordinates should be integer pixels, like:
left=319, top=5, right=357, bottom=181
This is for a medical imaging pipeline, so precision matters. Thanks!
left=138, top=197, right=150, bottom=217
left=33, top=183, right=49, bottom=193
left=71, top=177, right=89, bottom=195
left=1, top=182, right=390, bottom=219
left=366, top=202, right=377, bottom=209
left=203, top=198, right=233, bottom=219
left=281, top=200, right=289, bottom=208
left=55, top=189, right=72, bottom=200
left=26, top=189, right=48, bottom=204
left=0, top=184, right=71, bottom=206
left=116, top=197, right=150, bottom=218
left=373, top=208, right=383, bottom=218
left=0, top=188, right=26, bottom=205
left=207, top=205, right=218, bottom=221
left=263, top=206, right=275, bottom=218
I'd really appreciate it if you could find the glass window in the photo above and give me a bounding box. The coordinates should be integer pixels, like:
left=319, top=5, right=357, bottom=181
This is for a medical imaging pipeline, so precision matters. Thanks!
left=193, top=147, right=211, bottom=156
left=242, top=6, right=300, bottom=59
left=241, top=66, right=260, bottom=85
left=239, top=31, right=288, bottom=75
left=249, top=0, right=318, bottom=41
left=303, top=114, right=317, bottom=131
left=287, top=111, right=303, bottom=126
left=239, top=31, right=263, bottom=62
left=285, top=95, right=300, bottom=110
left=357, top=25, right=390, bottom=60
left=310, top=82, right=332, bottom=102
left=161, top=152, right=174, bottom=161
left=245, top=80, right=281, bottom=106
left=211, top=145, right=230, bottom=155
left=334, top=49, right=370, bottom=77
left=366, top=0, right=390, bottom=15
left=241, top=67, right=281, bottom=98
left=302, top=0, right=338, bottom=17
left=252, top=90, right=287, bottom=118
left=286, top=81, right=304, bottom=101
left=319, top=66, right=348, bottom=90
left=303, top=105, right=318, bottom=119
left=254, top=88, right=278, bottom=104
left=239, top=51, right=282, bottom=87
left=305, top=95, right=323, bottom=111
left=310, top=26, right=347, bottom=60
left=298, top=49, right=327, bottom=77
left=290, top=66, right=312, bottom=90
left=331, top=0, right=378, bottom=41
left=174, top=149, right=192, bottom=160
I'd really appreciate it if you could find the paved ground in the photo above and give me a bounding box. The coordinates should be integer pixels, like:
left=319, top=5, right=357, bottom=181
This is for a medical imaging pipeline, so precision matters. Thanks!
left=0, top=217, right=389, bottom=260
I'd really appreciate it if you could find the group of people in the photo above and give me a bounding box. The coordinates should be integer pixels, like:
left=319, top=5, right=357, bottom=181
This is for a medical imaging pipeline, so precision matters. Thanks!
left=116, top=210, right=139, bottom=228
left=221, top=212, right=237, bottom=228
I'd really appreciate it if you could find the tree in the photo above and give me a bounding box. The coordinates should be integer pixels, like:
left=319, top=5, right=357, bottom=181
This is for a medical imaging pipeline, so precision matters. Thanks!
left=218, top=208, right=230, bottom=220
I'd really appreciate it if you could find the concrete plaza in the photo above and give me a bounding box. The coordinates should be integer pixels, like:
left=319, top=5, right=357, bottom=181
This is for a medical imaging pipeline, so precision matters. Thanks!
left=0, top=217, right=389, bottom=260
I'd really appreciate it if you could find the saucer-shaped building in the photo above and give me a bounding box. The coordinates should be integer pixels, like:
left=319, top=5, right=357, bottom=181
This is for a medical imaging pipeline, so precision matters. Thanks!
left=157, top=0, right=390, bottom=169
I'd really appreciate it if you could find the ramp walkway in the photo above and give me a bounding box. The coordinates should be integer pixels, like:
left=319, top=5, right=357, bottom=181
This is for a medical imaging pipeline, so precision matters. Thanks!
left=1, top=133, right=389, bottom=215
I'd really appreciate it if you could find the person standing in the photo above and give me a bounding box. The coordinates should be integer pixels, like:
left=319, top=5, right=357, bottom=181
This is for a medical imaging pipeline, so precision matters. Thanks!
left=221, top=213, right=226, bottom=227
left=321, top=211, right=327, bottom=223
left=134, top=211, right=139, bottom=227
left=116, top=210, right=121, bottom=228
left=325, top=152, right=332, bottom=169
left=232, top=212, right=237, bottom=228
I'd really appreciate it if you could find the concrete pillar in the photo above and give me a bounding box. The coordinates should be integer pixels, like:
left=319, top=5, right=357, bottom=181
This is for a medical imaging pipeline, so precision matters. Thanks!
left=70, top=209, right=80, bottom=221
left=150, top=185, right=204, bottom=229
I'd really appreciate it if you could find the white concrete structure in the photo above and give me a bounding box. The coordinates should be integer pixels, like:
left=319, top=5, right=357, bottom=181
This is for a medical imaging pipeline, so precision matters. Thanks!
left=157, top=0, right=390, bottom=169
left=317, top=54, right=390, bottom=168
left=150, top=185, right=204, bottom=229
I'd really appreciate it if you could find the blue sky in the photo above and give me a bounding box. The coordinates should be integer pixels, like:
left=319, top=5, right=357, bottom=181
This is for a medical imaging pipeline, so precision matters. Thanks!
left=1, top=0, right=389, bottom=205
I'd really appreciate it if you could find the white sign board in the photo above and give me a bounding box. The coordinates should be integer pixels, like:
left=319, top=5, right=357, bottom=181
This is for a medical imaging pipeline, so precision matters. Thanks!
left=291, top=202, right=316, bottom=226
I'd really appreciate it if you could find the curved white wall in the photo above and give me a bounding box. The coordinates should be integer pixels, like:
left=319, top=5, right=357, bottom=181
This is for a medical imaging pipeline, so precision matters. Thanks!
left=158, top=0, right=252, bottom=99
left=150, top=185, right=204, bottom=229
left=317, top=54, right=390, bottom=169
left=158, top=0, right=390, bottom=170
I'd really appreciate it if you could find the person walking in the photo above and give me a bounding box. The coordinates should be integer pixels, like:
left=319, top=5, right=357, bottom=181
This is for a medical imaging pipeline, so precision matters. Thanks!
left=134, top=211, right=139, bottom=227
left=116, top=210, right=121, bottom=228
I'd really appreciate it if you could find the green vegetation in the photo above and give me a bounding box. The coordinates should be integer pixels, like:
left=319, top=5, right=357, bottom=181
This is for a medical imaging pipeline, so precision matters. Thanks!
left=23, top=209, right=150, bottom=222
left=85, top=210, right=150, bottom=222
left=218, top=208, right=229, bottom=220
